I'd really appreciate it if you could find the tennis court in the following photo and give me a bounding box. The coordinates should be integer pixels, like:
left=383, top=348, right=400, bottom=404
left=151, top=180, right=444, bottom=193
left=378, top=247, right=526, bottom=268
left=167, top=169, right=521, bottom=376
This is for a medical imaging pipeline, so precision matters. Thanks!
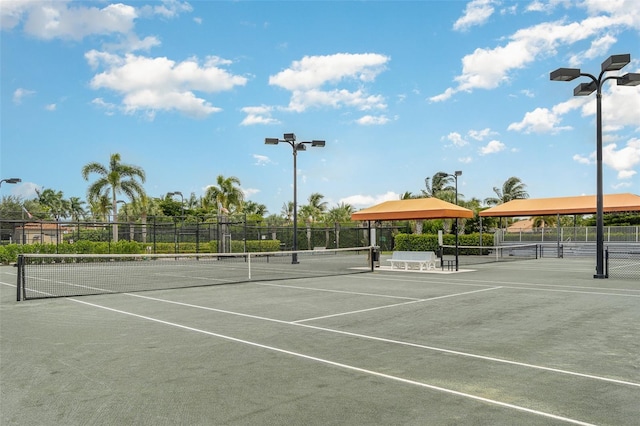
left=1, top=254, right=639, bottom=425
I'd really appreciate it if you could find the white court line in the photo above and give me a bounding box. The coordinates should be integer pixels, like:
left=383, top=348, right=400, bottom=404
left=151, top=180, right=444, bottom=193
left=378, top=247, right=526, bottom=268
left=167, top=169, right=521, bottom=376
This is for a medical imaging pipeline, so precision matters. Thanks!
left=257, top=281, right=424, bottom=301
left=67, top=297, right=596, bottom=426
left=292, top=286, right=502, bottom=323
left=126, top=293, right=640, bottom=389
left=357, top=274, right=640, bottom=296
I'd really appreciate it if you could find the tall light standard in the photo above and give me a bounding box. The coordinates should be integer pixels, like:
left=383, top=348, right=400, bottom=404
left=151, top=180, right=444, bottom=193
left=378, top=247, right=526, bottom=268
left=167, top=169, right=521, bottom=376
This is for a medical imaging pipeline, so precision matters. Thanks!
left=168, top=191, right=184, bottom=253
left=0, top=177, right=22, bottom=187
left=550, top=54, right=640, bottom=279
left=265, top=133, right=325, bottom=264
left=448, top=171, right=462, bottom=271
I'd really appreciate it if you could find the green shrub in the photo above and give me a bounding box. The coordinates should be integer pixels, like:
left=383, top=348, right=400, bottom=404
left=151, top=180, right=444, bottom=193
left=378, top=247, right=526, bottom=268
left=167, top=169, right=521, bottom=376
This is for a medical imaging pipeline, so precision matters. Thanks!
left=393, top=233, right=494, bottom=251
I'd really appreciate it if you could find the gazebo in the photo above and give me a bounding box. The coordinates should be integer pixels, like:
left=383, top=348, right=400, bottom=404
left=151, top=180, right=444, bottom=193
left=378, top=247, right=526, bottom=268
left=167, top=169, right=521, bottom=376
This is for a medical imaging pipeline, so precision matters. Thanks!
left=351, top=198, right=473, bottom=222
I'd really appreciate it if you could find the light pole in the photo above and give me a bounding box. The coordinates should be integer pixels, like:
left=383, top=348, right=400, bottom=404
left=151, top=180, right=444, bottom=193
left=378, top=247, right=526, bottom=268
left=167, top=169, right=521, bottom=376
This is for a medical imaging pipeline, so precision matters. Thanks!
left=448, top=171, right=462, bottom=271
left=551, top=54, right=640, bottom=279
left=0, top=178, right=22, bottom=187
left=265, top=133, right=325, bottom=264
left=168, top=191, right=184, bottom=253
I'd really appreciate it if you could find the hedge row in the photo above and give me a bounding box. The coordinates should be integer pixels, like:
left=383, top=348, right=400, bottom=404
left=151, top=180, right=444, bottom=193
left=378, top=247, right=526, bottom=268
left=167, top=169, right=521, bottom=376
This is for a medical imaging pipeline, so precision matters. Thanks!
left=0, top=239, right=282, bottom=264
left=392, top=233, right=494, bottom=251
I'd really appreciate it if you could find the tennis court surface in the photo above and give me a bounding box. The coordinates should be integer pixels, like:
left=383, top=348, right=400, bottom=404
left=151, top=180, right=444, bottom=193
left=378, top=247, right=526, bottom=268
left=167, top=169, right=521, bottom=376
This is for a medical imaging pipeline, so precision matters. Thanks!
left=2, top=255, right=639, bottom=425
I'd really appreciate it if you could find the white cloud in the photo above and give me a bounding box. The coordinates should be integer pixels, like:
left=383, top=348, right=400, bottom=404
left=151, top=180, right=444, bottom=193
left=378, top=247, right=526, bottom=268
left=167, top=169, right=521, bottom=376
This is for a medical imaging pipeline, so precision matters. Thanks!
left=468, top=127, right=496, bottom=141
left=268, top=53, right=389, bottom=113
left=23, top=2, right=137, bottom=40
left=480, top=140, right=506, bottom=155
left=12, top=88, right=35, bottom=104
left=445, top=132, right=468, bottom=147
left=341, top=191, right=400, bottom=208
left=573, top=138, right=640, bottom=180
left=44, top=103, right=56, bottom=111
left=453, top=0, right=497, bottom=32
left=252, top=154, right=271, bottom=166
left=270, top=53, right=388, bottom=91
left=91, top=97, right=117, bottom=115
left=242, top=188, right=260, bottom=198
left=508, top=107, right=569, bottom=134
left=508, top=97, right=588, bottom=134
left=573, top=154, right=591, bottom=165
left=583, top=81, right=640, bottom=131
left=140, top=1, right=193, bottom=19
left=1, top=0, right=192, bottom=52
left=603, top=138, right=640, bottom=179
left=356, top=115, right=390, bottom=125
left=86, top=51, right=247, bottom=118
left=241, top=105, right=280, bottom=126
left=568, top=33, right=617, bottom=67
left=431, top=2, right=638, bottom=102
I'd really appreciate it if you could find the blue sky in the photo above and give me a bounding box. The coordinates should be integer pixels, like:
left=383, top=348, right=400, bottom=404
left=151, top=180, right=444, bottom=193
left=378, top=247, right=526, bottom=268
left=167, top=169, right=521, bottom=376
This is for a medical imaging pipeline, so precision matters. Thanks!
left=1, top=0, right=639, bottom=216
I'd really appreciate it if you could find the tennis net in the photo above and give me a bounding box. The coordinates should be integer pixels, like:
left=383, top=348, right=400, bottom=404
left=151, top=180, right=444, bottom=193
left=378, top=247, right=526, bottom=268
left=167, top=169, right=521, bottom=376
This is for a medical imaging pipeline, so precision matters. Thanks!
left=440, top=243, right=539, bottom=266
left=16, top=247, right=374, bottom=301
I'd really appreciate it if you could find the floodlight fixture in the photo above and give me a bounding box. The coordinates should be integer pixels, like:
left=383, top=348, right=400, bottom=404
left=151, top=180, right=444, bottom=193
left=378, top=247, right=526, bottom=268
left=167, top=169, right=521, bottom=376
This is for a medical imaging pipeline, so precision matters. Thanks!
left=550, top=68, right=581, bottom=82
left=0, top=177, right=22, bottom=186
left=601, top=54, right=630, bottom=72
left=454, top=170, right=462, bottom=177
left=617, top=73, right=640, bottom=86
left=264, top=132, right=325, bottom=264
left=550, top=52, right=636, bottom=279
left=573, top=82, right=597, bottom=96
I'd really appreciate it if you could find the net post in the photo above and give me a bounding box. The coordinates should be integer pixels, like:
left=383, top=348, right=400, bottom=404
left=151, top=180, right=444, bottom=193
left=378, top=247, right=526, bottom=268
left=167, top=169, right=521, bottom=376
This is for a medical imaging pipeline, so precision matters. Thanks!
left=16, top=255, right=24, bottom=301
left=248, top=252, right=252, bottom=280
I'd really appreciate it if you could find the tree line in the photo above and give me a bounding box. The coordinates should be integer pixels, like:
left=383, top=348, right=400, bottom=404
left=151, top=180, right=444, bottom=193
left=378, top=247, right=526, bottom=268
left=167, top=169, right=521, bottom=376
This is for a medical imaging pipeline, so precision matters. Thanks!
left=3, top=154, right=635, bottom=236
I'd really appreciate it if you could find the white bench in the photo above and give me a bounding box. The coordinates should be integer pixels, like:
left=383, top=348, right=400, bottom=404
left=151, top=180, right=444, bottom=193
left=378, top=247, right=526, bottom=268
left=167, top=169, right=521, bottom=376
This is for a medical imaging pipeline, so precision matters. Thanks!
left=387, top=251, right=437, bottom=271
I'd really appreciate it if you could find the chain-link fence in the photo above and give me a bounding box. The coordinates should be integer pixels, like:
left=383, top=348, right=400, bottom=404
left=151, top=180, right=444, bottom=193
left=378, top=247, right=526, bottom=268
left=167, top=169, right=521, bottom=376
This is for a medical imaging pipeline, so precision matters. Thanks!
left=0, top=217, right=401, bottom=255
left=498, top=225, right=640, bottom=243
left=606, top=248, right=640, bottom=280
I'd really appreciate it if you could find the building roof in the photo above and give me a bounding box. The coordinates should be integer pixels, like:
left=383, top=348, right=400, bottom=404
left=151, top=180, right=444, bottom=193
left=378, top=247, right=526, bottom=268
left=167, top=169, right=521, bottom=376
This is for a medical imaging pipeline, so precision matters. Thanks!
left=351, top=198, right=474, bottom=221
left=479, top=193, right=640, bottom=217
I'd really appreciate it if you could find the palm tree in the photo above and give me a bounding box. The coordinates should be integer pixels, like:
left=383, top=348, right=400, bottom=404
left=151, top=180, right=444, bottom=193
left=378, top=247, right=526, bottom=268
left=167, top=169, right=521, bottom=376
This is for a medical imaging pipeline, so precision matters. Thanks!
left=35, top=188, right=70, bottom=220
left=88, top=193, right=111, bottom=221
left=325, top=203, right=354, bottom=223
left=204, top=175, right=244, bottom=214
left=423, top=172, right=455, bottom=199
left=130, top=194, right=161, bottom=243
left=484, top=176, right=529, bottom=206
left=82, top=153, right=146, bottom=242
left=484, top=176, right=529, bottom=231
left=306, top=192, right=328, bottom=222
left=281, top=201, right=294, bottom=223
left=244, top=200, right=268, bottom=217
left=68, top=197, right=86, bottom=222
left=324, top=203, right=354, bottom=247
left=205, top=175, right=244, bottom=252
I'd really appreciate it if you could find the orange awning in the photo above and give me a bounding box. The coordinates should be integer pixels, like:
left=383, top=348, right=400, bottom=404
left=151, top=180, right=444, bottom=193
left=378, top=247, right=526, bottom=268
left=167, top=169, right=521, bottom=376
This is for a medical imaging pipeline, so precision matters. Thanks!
left=351, top=198, right=474, bottom=221
left=479, top=193, right=640, bottom=217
